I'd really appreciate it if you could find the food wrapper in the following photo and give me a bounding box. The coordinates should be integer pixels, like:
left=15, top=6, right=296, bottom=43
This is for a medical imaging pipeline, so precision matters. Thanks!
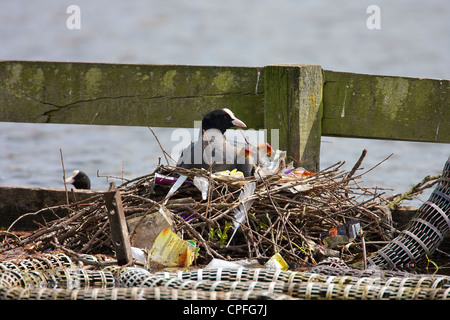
left=149, top=228, right=197, bottom=268
left=265, top=253, right=289, bottom=271
left=213, top=169, right=245, bottom=181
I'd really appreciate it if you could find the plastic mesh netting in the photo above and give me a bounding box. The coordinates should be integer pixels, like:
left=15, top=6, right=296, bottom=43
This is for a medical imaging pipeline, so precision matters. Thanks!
left=369, top=157, right=450, bottom=270
left=0, top=254, right=449, bottom=300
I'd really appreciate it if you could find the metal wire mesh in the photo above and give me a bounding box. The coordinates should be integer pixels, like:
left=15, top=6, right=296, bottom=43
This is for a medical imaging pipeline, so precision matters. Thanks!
left=369, top=157, right=450, bottom=270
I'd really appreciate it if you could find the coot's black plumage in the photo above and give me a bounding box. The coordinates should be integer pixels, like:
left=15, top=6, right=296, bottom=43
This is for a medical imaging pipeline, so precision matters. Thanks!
left=176, top=108, right=259, bottom=176
left=65, top=170, right=91, bottom=189
left=200, top=108, right=246, bottom=134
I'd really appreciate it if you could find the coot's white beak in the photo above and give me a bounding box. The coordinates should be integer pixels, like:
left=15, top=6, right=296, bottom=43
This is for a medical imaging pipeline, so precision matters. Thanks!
left=223, top=108, right=247, bottom=128
left=65, top=170, right=79, bottom=184
left=232, top=118, right=247, bottom=128
left=222, top=108, right=247, bottom=128
left=65, top=177, right=75, bottom=184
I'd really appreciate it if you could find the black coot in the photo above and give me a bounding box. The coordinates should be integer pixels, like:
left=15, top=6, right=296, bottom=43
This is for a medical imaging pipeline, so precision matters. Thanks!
left=177, top=108, right=260, bottom=176
left=65, top=170, right=91, bottom=189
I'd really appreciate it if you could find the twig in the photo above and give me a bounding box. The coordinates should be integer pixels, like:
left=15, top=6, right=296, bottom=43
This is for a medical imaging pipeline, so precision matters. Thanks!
left=345, top=149, right=367, bottom=182
left=60, top=148, right=70, bottom=206
left=257, top=172, right=296, bottom=256
left=388, top=174, right=441, bottom=210
left=0, top=231, right=20, bottom=241
left=342, top=153, right=393, bottom=185
left=360, top=228, right=367, bottom=270
left=148, top=127, right=175, bottom=165
left=6, top=204, right=70, bottom=233
left=97, top=170, right=131, bottom=183
left=174, top=214, right=225, bottom=260
left=122, top=161, right=125, bottom=184
left=80, top=221, right=109, bottom=253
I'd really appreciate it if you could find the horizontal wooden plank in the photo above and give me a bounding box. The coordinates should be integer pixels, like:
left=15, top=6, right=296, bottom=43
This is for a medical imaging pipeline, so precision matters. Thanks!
left=322, top=70, right=449, bottom=143
left=0, top=61, right=265, bottom=129
left=0, top=186, right=102, bottom=230
left=1, top=61, right=448, bottom=145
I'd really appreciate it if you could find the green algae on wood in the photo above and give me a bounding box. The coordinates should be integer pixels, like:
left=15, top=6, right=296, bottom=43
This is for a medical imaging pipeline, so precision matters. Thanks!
left=264, top=64, right=323, bottom=172
left=322, top=71, right=449, bottom=143
left=0, top=61, right=265, bottom=129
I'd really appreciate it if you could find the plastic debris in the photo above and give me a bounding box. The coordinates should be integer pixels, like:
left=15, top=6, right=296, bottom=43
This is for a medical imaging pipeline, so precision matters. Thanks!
left=292, top=167, right=316, bottom=178
left=163, top=174, right=188, bottom=205
left=193, top=176, right=209, bottom=200
left=255, top=149, right=286, bottom=177
left=285, top=183, right=313, bottom=194
left=155, top=173, right=191, bottom=186
left=320, top=220, right=361, bottom=240
left=282, top=162, right=316, bottom=178
left=320, top=220, right=361, bottom=249
left=130, top=247, right=148, bottom=268
left=204, top=258, right=243, bottom=269
left=265, top=253, right=289, bottom=271
left=204, top=258, right=264, bottom=269
left=322, top=235, right=350, bottom=248
left=148, top=228, right=197, bottom=268
left=227, top=181, right=257, bottom=246
left=213, top=168, right=245, bottom=181
left=128, top=207, right=173, bottom=250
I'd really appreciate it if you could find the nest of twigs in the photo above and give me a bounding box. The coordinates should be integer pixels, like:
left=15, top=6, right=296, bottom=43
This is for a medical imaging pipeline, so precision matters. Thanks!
left=1, top=151, right=440, bottom=268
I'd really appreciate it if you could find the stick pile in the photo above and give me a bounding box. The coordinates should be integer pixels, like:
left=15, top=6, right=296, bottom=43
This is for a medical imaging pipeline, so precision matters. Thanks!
left=1, top=152, right=439, bottom=268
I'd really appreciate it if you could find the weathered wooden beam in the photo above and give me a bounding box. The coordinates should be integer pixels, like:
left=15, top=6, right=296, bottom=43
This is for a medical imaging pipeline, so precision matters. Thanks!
left=264, top=64, right=323, bottom=172
left=0, top=60, right=265, bottom=129
left=104, top=190, right=132, bottom=265
left=1, top=60, right=448, bottom=172
left=322, top=70, right=450, bottom=143
left=0, top=186, right=101, bottom=230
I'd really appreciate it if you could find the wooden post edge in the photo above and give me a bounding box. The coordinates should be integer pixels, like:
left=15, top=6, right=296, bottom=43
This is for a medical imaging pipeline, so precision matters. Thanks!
left=104, top=190, right=133, bottom=265
left=264, top=64, right=323, bottom=172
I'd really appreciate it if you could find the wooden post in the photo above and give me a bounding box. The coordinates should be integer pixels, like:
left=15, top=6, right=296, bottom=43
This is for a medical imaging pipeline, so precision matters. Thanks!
left=104, top=190, right=133, bottom=265
left=264, top=64, right=323, bottom=172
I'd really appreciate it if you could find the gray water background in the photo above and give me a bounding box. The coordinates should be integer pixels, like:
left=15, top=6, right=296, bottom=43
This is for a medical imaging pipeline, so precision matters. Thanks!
left=0, top=0, right=449, bottom=206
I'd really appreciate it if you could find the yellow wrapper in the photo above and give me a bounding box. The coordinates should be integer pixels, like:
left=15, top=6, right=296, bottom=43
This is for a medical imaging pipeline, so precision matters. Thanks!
left=149, top=228, right=196, bottom=267
left=213, top=169, right=245, bottom=181
left=265, top=253, right=289, bottom=271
